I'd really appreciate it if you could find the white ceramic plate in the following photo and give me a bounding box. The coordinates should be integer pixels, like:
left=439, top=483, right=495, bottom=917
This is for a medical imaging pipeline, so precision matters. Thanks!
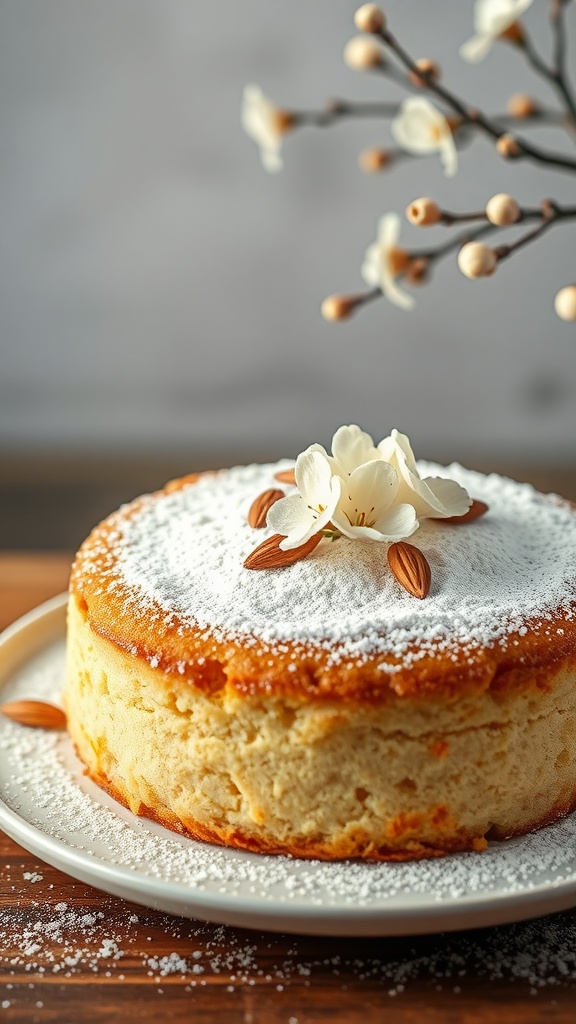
left=2, top=594, right=576, bottom=937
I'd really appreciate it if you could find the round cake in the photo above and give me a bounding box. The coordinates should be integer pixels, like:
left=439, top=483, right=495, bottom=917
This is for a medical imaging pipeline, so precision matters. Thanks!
left=65, top=437, right=576, bottom=861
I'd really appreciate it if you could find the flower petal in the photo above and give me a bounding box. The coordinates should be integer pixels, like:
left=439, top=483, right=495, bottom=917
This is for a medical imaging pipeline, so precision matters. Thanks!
left=422, top=477, right=472, bottom=518
left=331, top=424, right=380, bottom=475
left=241, top=84, right=284, bottom=173
left=294, top=448, right=333, bottom=504
left=461, top=0, right=535, bottom=61
left=361, top=240, right=381, bottom=289
left=378, top=434, right=448, bottom=517
left=277, top=475, right=342, bottom=550
left=392, top=98, right=456, bottom=177
left=439, top=132, right=458, bottom=178
left=379, top=213, right=401, bottom=249
left=373, top=503, right=420, bottom=540
left=379, top=429, right=418, bottom=472
left=348, top=459, right=399, bottom=507
left=261, top=148, right=283, bottom=173
left=381, top=261, right=416, bottom=311
left=267, top=493, right=312, bottom=537
left=459, top=32, right=496, bottom=63
left=391, top=98, right=444, bottom=156
left=476, top=0, right=534, bottom=34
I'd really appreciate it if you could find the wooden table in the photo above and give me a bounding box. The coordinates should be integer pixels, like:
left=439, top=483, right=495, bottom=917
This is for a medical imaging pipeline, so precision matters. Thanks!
left=1, top=553, right=576, bottom=1023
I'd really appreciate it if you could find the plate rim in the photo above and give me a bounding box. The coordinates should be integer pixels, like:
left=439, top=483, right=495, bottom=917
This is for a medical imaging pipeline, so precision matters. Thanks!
left=2, top=597, right=576, bottom=936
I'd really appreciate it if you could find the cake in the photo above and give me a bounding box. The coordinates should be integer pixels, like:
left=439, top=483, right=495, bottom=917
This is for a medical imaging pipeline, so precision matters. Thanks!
left=65, top=426, right=576, bottom=861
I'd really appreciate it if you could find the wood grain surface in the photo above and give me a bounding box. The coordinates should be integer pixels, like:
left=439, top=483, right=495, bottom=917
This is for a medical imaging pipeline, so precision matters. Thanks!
left=1, top=552, right=576, bottom=1023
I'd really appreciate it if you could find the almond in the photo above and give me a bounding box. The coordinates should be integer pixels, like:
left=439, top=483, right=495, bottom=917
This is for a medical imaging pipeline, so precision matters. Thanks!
left=387, top=541, right=431, bottom=600
left=440, top=499, right=489, bottom=524
left=244, top=532, right=322, bottom=570
left=247, top=488, right=285, bottom=529
left=274, top=468, right=296, bottom=485
left=0, top=699, right=67, bottom=730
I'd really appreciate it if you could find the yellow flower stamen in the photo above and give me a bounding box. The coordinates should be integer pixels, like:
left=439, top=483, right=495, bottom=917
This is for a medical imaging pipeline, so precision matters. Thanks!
left=344, top=506, right=377, bottom=529
left=308, top=503, right=327, bottom=520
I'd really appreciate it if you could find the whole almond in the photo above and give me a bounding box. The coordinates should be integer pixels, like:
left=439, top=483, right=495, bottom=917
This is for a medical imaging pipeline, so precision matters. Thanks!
left=440, top=499, right=489, bottom=524
left=274, top=468, right=296, bottom=485
left=0, top=699, right=67, bottom=730
left=248, top=488, right=285, bottom=529
left=244, top=532, right=321, bottom=570
left=388, top=541, right=431, bottom=599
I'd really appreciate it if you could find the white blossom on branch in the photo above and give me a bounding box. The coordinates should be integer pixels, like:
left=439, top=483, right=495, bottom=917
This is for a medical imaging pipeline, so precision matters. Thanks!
left=241, top=85, right=294, bottom=173
left=241, top=2, right=576, bottom=322
left=361, top=214, right=415, bottom=311
left=391, top=96, right=458, bottom=177
left=460, top=0, right=535, bottom=64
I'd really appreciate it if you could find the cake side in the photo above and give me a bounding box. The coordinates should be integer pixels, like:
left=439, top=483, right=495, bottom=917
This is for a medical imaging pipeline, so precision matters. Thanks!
left=66, top=595, right=576, bottom=861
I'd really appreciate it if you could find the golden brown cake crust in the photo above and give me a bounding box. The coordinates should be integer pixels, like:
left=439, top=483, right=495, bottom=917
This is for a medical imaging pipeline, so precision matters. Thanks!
left=69, top=471, right=576, bottom=706
left=83, top=758, right=489, bottom=861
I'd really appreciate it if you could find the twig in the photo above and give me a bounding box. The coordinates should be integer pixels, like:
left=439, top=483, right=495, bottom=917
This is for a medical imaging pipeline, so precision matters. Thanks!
left=493, top=199, right=576, bottom=262
left=550, top=0, right=576, bottom=124
left=293, top=99, right=399, bottom=127
left=414, top=223, right=497, bottom=262
left=433, top=204, right=566, bottom=226
left=343, top=203, right=576, bottom=317
left=378, top=26, right=576, bottom=173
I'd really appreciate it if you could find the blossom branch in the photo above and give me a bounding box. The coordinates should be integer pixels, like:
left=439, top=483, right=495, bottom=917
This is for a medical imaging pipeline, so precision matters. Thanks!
left=550, top=0, right=576, bottom=124
left=410, top=198, right=576, bottom=228
left=377, top=24, right=576, bottom=173
left=322, top=223, right=498, bottom=321
left=519, top=18, right=576, bottom=126
left=241, top=4, right=576, bottom=321
left=293, top=99, right=399, bottom=127
left=492, top=199, right=576, bottom=263
left=294, top=98, right=567, bottom=134
left=324, top=198, right=576, bottom=321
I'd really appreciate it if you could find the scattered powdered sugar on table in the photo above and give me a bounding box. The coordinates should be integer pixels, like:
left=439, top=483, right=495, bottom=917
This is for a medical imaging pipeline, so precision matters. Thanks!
left=2, top=883, right=576, bottom=1001
left=88, top=460, right=576, bottom=665
left=2, top=641, right=576, bottom=919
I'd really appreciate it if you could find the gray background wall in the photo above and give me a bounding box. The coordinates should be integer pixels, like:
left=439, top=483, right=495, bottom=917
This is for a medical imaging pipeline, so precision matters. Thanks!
left=1, top=0, right=575, bottom=464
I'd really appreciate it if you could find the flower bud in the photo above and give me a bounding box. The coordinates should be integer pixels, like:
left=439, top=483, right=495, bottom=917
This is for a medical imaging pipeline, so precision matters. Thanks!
left=485, top=193, right=521, bottom=227
left=321, top=294, right=356, bottom=322
left=497, top=134, right=521, bottom=159
left=554, top=285, right=576, bottom=322
left=507, top=93, right=538, bottom=119
left=343, top=35, right=384, bottom=70
left=359, top=146, right=391, bottom=173
left=458, top=242, right=497, bottom=279
left=406, top=197, right=441, bottom=227
left=408, top=58, right=441, bottom=88
left=354, top=3, right=386, bottom=33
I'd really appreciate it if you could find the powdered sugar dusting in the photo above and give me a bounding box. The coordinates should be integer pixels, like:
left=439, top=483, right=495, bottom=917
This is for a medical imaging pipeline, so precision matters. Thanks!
left=2, top=639, right=576, bottom=931
left=99, top=461, right=576, bottom=666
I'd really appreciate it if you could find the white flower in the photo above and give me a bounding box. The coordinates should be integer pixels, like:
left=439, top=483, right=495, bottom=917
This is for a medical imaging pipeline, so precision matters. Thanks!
left=460, top=0, right=534, bottom=64
left=378, top=429, right=472, bottom=519
left=241, top=85, right=293, bottom=173
left=391, top=96, right=458, bottom=178
left=267, top=448, right=342, bottom=550
left=361, top=213, right=415, bottom=311
left=268, top=425, right=473, bottom=554
left=331, top=460, right=419, bottom=542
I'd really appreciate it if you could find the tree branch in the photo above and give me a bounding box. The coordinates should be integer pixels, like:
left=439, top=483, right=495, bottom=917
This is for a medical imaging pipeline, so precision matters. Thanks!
left=378, top=26, right=576, bottom=173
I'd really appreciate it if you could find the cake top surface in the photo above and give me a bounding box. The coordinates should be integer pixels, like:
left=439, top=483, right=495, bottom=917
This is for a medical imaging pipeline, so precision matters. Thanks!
left=71, top=459, right=576, bottom=684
